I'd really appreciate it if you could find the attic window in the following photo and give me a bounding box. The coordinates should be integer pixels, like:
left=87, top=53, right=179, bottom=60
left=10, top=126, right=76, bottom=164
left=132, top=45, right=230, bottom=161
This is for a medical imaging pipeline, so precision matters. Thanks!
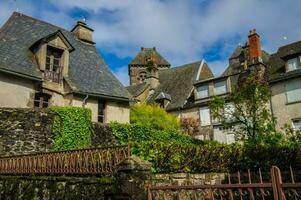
left=44, top=46, right=63, bottom=83
left=286, top=57, right=300, bottom=72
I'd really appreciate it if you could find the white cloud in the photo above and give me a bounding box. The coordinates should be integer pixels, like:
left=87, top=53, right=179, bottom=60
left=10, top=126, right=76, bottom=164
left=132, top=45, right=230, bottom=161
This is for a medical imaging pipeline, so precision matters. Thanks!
left=1, top=0, right=301, bottom=77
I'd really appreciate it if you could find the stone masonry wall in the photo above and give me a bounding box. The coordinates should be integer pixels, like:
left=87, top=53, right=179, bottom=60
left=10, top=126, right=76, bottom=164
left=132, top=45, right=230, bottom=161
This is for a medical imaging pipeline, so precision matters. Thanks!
left=0, top=108, right=55, bottom=156
left=0, top=175, right=115, bottom=200
left=151, top=173, right=225, bottom=186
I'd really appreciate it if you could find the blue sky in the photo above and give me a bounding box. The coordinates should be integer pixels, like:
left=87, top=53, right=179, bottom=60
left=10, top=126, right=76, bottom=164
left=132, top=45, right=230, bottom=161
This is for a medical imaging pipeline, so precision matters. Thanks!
left=1, top=0, right=301, bottom=85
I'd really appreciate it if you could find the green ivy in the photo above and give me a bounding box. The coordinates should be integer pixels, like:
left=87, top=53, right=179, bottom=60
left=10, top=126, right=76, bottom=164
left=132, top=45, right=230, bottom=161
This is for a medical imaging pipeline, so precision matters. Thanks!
left=51, top=106, right=92, bottom=150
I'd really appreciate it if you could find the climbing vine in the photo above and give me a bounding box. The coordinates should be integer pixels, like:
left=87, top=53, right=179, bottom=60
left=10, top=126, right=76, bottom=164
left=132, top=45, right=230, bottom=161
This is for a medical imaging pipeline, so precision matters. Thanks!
left=51, top=106, right=92, bottom=150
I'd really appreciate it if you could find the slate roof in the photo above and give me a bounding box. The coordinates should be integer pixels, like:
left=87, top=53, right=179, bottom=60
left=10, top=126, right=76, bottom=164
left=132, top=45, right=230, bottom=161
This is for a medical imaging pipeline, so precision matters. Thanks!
left=267, top=40, right=301, bottom=83
left=0, top=12, right=130, bottom=101
left=222, top=45, right=270, bottom=76
left=125, top=82, right=149, bottom=97
left=147, top=61, right=213, bottom=111
left=129, top=47, right=171, bottom=67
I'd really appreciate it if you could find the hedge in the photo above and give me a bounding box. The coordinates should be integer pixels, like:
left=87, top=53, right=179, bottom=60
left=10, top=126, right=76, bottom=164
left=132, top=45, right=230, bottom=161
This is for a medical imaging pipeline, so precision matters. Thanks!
left=132, top=142, right=301, bottom=173
left=51, top=106, right=92, bottom=150
left=110, top=122, right=301, bottom=173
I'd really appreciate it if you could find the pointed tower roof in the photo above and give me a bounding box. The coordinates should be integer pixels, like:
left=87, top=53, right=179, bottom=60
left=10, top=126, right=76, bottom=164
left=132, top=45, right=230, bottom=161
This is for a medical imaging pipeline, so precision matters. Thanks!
left=129, top=47, right=170, bottom=68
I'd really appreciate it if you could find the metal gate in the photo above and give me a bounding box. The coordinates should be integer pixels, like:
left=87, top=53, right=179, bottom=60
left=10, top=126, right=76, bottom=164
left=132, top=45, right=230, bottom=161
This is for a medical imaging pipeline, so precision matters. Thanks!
left=148, top=166, right=301, bottom=200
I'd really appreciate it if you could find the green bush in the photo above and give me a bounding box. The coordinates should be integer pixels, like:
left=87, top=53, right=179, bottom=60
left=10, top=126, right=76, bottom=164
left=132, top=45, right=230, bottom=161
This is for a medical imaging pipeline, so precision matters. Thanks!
left=110, top=122, right=201, bottom=146
left=132, top=142, right=301, bottom=173
left=110, top=121, right=301, bottom=173
left=51, top=106, right=92, bottom=150
left=130, top=103, right=179, bottom=131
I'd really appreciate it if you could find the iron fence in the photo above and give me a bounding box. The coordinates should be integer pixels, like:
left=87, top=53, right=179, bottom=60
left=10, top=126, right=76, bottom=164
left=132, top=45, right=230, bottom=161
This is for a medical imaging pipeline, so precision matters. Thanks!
left=148, top=166, right=301, bottom=200
left=0, top=145, right=131, bottom=174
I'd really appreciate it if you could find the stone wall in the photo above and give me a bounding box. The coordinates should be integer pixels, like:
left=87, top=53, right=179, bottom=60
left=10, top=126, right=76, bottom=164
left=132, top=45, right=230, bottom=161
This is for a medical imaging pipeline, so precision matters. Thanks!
left=91, top=123, right=117, bottom=147
left=0, top=108, right=55, bottom=156
left=0, top=175, right=115, bottom=200
left=151, top=173, right=225, bottom=186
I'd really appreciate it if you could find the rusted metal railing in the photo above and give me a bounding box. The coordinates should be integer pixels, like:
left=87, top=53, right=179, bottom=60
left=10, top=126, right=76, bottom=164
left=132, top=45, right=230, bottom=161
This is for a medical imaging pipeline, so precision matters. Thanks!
left=0, top=145, right=131, bottom=174
left=148, top=166, right=301, bottom=200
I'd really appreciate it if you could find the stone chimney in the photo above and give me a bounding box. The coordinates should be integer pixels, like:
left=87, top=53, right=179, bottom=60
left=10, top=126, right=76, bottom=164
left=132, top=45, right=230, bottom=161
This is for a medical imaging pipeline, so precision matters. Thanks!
left=71, top=20, right=94, bottom=45
left=248, top=29, right=262, bottom=60
left=147, top=52, right=159, bottom=93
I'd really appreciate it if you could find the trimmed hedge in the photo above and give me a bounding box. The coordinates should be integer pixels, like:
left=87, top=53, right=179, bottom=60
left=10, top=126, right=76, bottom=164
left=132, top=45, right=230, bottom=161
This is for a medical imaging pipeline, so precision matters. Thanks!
left=110, top=122, right=301, bottom=173
left=51, top=106, right=92, bottom=150
left=132, top=142, right=301, bottom=173
left=110, top=122, right=201, bottom=146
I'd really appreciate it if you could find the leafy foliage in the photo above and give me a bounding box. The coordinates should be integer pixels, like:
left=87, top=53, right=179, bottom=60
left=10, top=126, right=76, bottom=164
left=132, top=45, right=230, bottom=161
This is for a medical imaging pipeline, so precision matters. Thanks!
left=110, top=122, right=201, bottom=146
left=130, top=103, right=179, bottom=131
left=131, top=142, right=301, bottom=173
left=210, top=72, right=277, bottom=143
left=51, top=106, right=92, bottom=150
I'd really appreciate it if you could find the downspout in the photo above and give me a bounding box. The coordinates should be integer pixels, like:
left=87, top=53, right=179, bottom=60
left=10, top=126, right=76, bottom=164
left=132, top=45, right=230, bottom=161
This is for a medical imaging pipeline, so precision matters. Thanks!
left=82, top=95, right=89, bottom=107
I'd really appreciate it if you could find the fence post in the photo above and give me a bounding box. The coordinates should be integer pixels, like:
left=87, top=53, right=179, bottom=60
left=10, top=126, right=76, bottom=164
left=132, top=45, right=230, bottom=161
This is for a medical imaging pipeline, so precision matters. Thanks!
left=107, top=155, right=152, bottom=200
left=271, top=166, right=283, bottom=200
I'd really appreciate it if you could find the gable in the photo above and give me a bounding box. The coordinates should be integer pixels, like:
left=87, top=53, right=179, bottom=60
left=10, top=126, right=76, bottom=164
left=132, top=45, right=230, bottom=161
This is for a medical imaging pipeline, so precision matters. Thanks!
left=0, top=12, right=130, bottom=101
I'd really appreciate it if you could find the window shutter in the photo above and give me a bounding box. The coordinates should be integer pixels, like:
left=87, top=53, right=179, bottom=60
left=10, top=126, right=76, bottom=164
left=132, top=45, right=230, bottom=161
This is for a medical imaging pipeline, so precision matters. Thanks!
left=200, top=107, right=211, bottom=126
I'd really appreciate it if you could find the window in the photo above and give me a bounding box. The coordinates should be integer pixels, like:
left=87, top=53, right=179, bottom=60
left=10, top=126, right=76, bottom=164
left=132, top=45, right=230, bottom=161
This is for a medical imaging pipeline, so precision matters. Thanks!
left=137, top=71, right=147, bottom=83
left=200, top=107, right=211, bottom=126
left=98, top=100, right=105, bottom=123
left=34, top=93, right=50, bottom=108
left=287, top=58, right=300, bottom=72
left=292, top=119, right=301, bottom=131
left=286, top=78, right=301, bottom=103
left=214, top=80, right=227, bottom=95
left=45, top=47, right=63, bottom=82
left=196, top=85, right=209, bottom=99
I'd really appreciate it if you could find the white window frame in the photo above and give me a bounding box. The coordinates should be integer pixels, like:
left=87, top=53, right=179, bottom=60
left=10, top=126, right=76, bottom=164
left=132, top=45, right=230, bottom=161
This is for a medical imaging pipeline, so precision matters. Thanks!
left=286, top=57, right=300, bottom=72
left=286, top=78, right=301, bottom=103
left=214, top=80, right=227, bottom=95
left=196, top=84, right=209, bottom=99
left=292, top=119, right=301, bottom=131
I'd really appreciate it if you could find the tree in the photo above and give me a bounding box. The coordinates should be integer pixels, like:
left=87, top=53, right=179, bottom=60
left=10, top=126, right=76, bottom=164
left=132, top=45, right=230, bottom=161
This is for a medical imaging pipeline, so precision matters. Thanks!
left=209, top=71, right=277, bottom=143
left=130, top=103, right=179, bottom=131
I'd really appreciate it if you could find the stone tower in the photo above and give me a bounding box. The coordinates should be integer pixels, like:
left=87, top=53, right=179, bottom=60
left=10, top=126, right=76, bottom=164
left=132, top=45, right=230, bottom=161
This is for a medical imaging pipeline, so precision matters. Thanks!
left=128, top=47, right=170, bottom=86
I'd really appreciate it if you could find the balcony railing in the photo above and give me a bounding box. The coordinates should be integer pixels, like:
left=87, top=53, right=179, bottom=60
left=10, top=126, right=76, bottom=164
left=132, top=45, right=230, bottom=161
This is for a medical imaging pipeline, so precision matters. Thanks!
left=44, top=70, right=61, bottom=83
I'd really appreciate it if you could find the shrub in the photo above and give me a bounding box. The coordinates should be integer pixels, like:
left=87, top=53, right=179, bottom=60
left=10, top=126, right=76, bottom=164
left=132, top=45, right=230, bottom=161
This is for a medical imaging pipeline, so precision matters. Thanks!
left=109, top=122, right=301, bottom=173
left=130, top=103, right=179, bottom=131
left=51, top=106, right=92, bottom=150
left=110, top=122, right=201, bottom=146
left=132, top=142, right=301, bottom=173
left=180, top=117, right=200, bottom=136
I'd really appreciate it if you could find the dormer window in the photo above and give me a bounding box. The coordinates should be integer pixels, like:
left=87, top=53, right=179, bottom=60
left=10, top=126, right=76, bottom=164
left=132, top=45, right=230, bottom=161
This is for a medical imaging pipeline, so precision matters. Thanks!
left=286, top=57, right=300, bottom=72
left=45, top=47, right=63, bottom=83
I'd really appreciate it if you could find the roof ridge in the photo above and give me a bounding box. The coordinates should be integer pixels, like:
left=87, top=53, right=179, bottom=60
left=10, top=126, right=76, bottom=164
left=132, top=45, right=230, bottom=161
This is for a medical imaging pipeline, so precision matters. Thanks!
left=0, top=12, right=19, bottom=39
left=167, top=60, right=202, bottom=70
left=12, top=11, right=71, bottom=33
left=277, top=40, right=301, bottom=52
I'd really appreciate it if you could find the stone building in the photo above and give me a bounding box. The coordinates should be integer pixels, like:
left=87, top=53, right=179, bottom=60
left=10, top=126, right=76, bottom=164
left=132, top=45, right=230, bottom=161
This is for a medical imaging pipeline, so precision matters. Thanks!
left=194, top=29, right=301, bottom=143
left=267, top=40, right=301, bottom=130
left=0, top=12, right=130, bottom=123
left=126, top=47, right=214, bottom=119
